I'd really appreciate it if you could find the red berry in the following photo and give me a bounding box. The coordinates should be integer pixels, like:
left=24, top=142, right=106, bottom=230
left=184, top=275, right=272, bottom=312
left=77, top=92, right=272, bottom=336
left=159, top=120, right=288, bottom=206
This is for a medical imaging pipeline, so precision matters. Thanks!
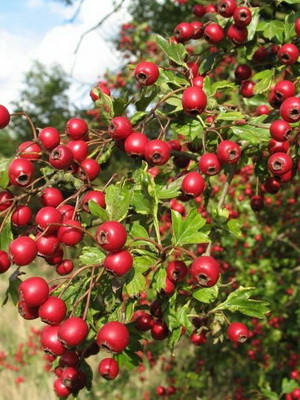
left=280, top=97, right=300, bottom=122
left=274, top=80, right=296, bottom=103
left=181, top=172, right=205, bottom=197
left=18, top=299, right=39, bottom=320
left=38, top=127, right=60, bottom=150
left=46, top=247, right=64, bottom=265
left=0, top=190, right=13, bottom=211
left=265, top=177, right=281, bottom=194
left=227, top=322, right=249, bottom=343
left=9, top=236, right=37, bottom=266
left=190, top=21, right=203, bottom=39
left=218, top=0, right=237, bottom=17
left=19, top=277, right=49, bottom=307
left=190, top=256, right=220, bottom=287
left=235, top=64, right=252, bottom=82
left=250, top=195, right=264, bottom=211
left=66, top=118, right=88, bottom=140
left=56, top=259, right=74, bottom=275
left=217, top=140, right=241, bottom=164
left=18, top=141, right=41, bottom=160
left=227, top=24, right=248, bottom=44
left=151, top=320, right=169, bottom=340
left=174, top=22, right=194, bottom=42
left=49, top=145, right=73, bottom=170
left=57, top=204, right=75, bottom=221
left=35, top=206, right=62, bottom=234
left=98, top=358, right=119, bottom=380
left=190, top=331, right=207, bottom=345
left=270, top=120, right=291, bottom=142
left=41, top=187, right=64, bottom=207
left=268, top=139, right=289, bottom=154
left=59, top=351, right=79, bottom=368
left=11, top=205, right=32, bottom=226
left=41, top=325, right=66, bottom=356
left=108, top=116, right=132, bottom=140
left=256, top=105, right=270, bottom=115
left=81, top=190, right=106, bottom=212
left=199, top=153, right=221, bottom=176
left=134, top=61, right=159, bottom=86
left=8, top=158, right=34, bottom=187
left=66, top=140, right=88, bottom=162
left=193, top=4, right=206, bottom=17
left=79, top=158, right=100, bottom=181
left=134, top=312, right=153, bottom=331
left=268, top=152, right=293, bottom=176
left=0, top=250, right=11, bottom=273
left=0, top=105, right=10, bottom=128
left=39, top=296, right=67, bottom=325
left=61, top=366, right=80, bottom=389
left=240, top=80, right=255, bottom=97
left=182, top=86, right=207, bottom=115
left=57, top=219, right=83, bottom=246
left=278, top=43, right=299, bottom=65
left=144, top=139, right=170, bottom=165
left=124, top=132, right=148, bottom=156
left=53, top=378, right=70, bottom=398
left=97, top=321, right=129, bottom=353
left=204, top=23, right=224, bottom=43
left=156, top=386, right=166, bottom=396
left=96, top=221, right=127, bottom=252
left=58, top=317, right=89, bottom=347
left=233, top=7, right=252, bottom=27
left=192, top=75, right=204, bottom=88
left=166, top=260, right=187, bottom=283
left=295, top=18, right=300, bottom=36
left=36, top=235, right=60, bottom=256
left=104, top=250, right=133, bottom=276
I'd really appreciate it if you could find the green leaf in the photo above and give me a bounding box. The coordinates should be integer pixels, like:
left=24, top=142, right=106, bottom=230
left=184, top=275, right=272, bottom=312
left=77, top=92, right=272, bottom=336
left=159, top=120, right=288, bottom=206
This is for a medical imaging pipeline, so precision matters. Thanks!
left=88, top=200, right=109, bottom=221
left=79, top=246, right=105, bottom=266
left=2, top=274, right=22, bottom=306
left=105, top=183, right=132, bottom=221
left=157, top=69, right=189, bottom=88
left=125, top=270, right=146, bottom=297
left=281, top=378, right=299, bottom=394
left=215, top=111, right=244, bottom=121
left=155, top=34, right=188, bottom=67
left=284, top=14, right=296, bottom=42
left=213, top=286, right=269, bottom=318
left=131, top=190, right=152, bottom=214
left=247, top=7, right=260, bottom=41
left=95, top=91, right=114, bottom=125
left=130, top=111, right=147, bottom=125
left=156, top=176, right=184, bottom=200
left=192, top=286, right=219, bottom=304
left=115, top=350, right=140, bottom=370
left=134, top=255, right=156, bottom=274
left=172, top=209, right=209, bottom=246
left=125, top=298, right=137, bottom=323
left=259, top=20, right=284, bottom=41
left=0, top=218, right=13, bottom=252
left=211, top=81, right=236, bottom=96
left=171, top=118, right=203, bottom=141
left=113, top=96, right=128, bottom=116
left=260, top=389, right=279, bottom=400
left=253, top=69, right=274, bottom=94
left=199, top=52, right=219, bottom=74
left=168, top=327, right=182, bottom=349
left=231, top=125, right=269, bottom=145
left=0, top=158, right=11, bottom=189
left=80, top=360, right=93, bottom=391
left=152, top=267, right=167, bottom=292
left=227, top=219, right=242, bottom=238
left=135, top=86, right=159, bottom=111
left=130, top=221, right=149, bottom=239
left=165, top=95, right=183, bottom=112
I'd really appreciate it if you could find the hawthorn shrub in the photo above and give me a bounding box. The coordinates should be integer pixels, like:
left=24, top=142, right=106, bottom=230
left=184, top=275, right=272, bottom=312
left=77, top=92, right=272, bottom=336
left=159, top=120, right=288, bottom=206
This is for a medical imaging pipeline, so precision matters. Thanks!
left=0, top=0, right=300, bottom=399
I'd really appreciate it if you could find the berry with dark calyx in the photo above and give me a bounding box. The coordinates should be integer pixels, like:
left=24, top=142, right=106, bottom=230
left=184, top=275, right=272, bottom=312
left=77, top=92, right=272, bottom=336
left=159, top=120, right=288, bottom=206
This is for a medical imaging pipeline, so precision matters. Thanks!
left=268, top=139, right=289, bottom=154
left=36, top=235, right=60, bottom=256
left=190, top=256, right=220, bottom=287
left=190, top=331, right=207, bottom=345
left=108, top=116, right=132, bottom=140
left=79, top=158, right=100, bottom=181
left=41, top=325, right=66, bottom=355
left=38, top=127, right=60, bottom=150
left=227, top=24, right=248, bottom=45
left=35, top=206, right=62, bottom=234
left=46, top=247, right=64, bottom=266
left=181, top=172, right=205, bottom=197
left=59, top=351, right=79, bottom=368
left=0, top=250, right=11, bottom=273
left=9, top=236, right=37, bottom=266
left=235, top=64, right=252, bottom=82
left=250, top=195, right=264, bottom=211
left=66, top=140, right=88, bottom=162
left=174, top=22, right=194, bottom=42
left=0, top=190, right=13, bottom=211
left=233, top=7, right=252, bottom=27
left=217, top=140, right=241, bottom=164
left=135, top=312, right=154, bottom=331
left=218, top=0, right=237, bottom=17
left=0, top=105, right=10, bottom=128
left=144, top=139, right=170, bottom=165
left=182, top=86, right=207, bottom=115
left=199, top=153, right=221, bottom=176
left=134, top=61, right=159, bottom=86
left=227, top=322, right=249, bottom=343
left=190, top=21, right=203, bottom=39
left=53, top=378, right=70, bottom=398
left=39, top=296, right=67, bottom=325
left=97, top=321, right=129, bottom=353
left=41, top=187, right=64, bottom=207
left=268, top=152, right=293, bottom=176
left=58, top=317, right=89, bottom=347
left=280, top=97, right=300, bottom=122
left=98, top=358, right=119, bottom=380
left=58, top=204, right=76, bottom=221
left=81, top=190, right=105, bottom=212
left=151, top=320, right=169, bottom=340
left=61, top=366, right=80, bottom=389
left=96, top=221, right=127, bottom=252
left=204, top=23, right=224, bottom=43
left=18, top=299, right=39, bottom=320
left=8, top=158, right=34, bottom=187
left=274, top=80, right=296, bottom=103
left=124, top=132, right=148, bottom=156
left=56, top=259, right=74, bottom=275
left=11, top=205, right=32, bottom=226
left=49, top=145, right=73, bottom=170
left=278, top=43, right=299, bottom=65
left=270, top=120, right=291, bottom=142
left=18, top=141, right=41, bottom=160
left=66, top=118, right=88, bottom=140
left=166, top=260, right=187, bottom=283
left=57, top=219, right=83, bottom=246
left=240, top=80, right=255, bottom=97
left=104, top=249, right=133, bottom=276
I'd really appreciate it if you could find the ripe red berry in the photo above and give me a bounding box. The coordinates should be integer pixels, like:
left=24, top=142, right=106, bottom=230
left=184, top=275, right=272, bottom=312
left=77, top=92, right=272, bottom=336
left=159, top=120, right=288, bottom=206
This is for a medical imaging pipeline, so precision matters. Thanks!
left=235, top=64, right=252, bottom=82
left=11, top=205, right=32, bottom=226
left=46, top=247, right=64, bottom=265
left=181, top=172, right=205, bottom=197
left=0, top=105, right=10, bottom=128
left=240, top=80, right=255, bottom=97
left=98, top=358, right=119, bottom=380
left=39, top=296, right=67, bottom=325
left=41, top=325, right=66, bottom=356
left=66, top=118, right=88, bottom=140
left=108, top=116, right=132, bottom=140
left=217, top=140, right=241, bottom=164
left=0, top=190, right=13, bottom=211
left=18, top=141, right=41, bottom=160
left=193, top=4, right=206, bottom=17
left=280, top=97, right=300, bottom=122
left=182, top=87, right=207, bottom=115
left=227, top=322, right=249, bottom=343
left=19, top=277, right=49, bottom=307
left=268, top=139, right=289, bottom=154
left=233, top=7, right=252, bottom=27
left=0, top=250, right=11, bottom=273
left=164, top=277, right=175, bottom=295
left=49, top=145, right=73, bottom=170
left=58, top=317, right=89, bottom=347
left=218, top=0, right=237, bottom=17
left=278, top=43, right=299, bottom=65
left=66, top=140, right=88, bottom=162
left=134, top=61, right=159, bottom=86
left=18, top=299, right=39, bottom=320
left=190, top=256, right=220, bottom=287
left=56, top=259, right=74, bottom=275
left=124, top=132, right=148, bottom=156
left=9, top=236, right=38, bottom=266
left=156, top=386, right=166, bottom=396
left=174, top=22, right=194, bottom=42
left=38, top=127, right=60, bottom=150
left=268, top=152, right=293, bottom=176
left=192, top=75, right=204, bottom=88
left=59, top=351, right=79, bottom=368
left=250, top=195, right=264, bottom=211
left=57, top=204, right=75, bottom=221
left=151, top=320, right=169, bottom=340
left=265, top=177, right=281, bottom=194
left=190, top=21, right=203, bottom=39
left=274, top=80, right=296, bottom=103
left=256, top=105, right=270, bottom=115
left=81, top=190, right=106, bottom=212
left=41, top=187, right=64, bottom=207
left=8, top=158, right=34, bottom=187
left=295, top=18, right=300, bottom=36
left=97, top=321, right=129, bottom=353
left=104, top=250, right=133, bottom=276
left=204, top=23, right=224, bottom=43
left=36, top=235, right=60, bottom=256
left=35, top=206, right=62, bottom=234
left=135, top=312, right=154, bottom=331
left=96, top=221, right=127, bottom=252
left=166, top=260, right=187, bottom=283
left=61, top=366, right=80, bottom=389
left=57, top=219, right=83, bottom=246
left=199, top=153, right=221, bottom=176
left=79, top=158, right=100, bottom=181
left=190, top=331, right=207, bottom=345
left=144, top=139, right=170, bottom=165
left=270, top=120, right=291, bottom=142
left=227, top=24, right=248, bottom=44
left=53, top=378, right=70, bottom=398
